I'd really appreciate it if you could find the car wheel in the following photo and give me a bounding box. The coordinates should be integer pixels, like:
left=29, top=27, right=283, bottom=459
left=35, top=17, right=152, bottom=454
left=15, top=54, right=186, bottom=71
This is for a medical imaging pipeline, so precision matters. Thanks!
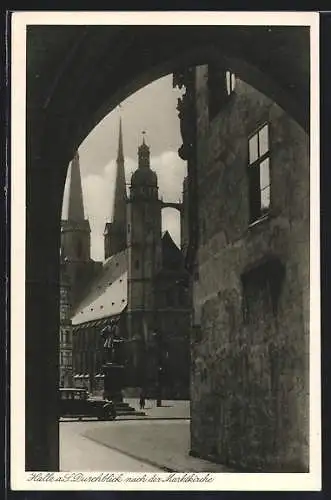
left=104, top=406, right=116, bottom=421
left=108, top=412, right=116, bottom=421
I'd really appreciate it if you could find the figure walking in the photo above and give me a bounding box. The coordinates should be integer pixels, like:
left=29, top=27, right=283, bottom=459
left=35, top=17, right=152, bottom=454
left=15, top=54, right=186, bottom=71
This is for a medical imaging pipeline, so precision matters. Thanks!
left=139, top=389, right=146, bottom=410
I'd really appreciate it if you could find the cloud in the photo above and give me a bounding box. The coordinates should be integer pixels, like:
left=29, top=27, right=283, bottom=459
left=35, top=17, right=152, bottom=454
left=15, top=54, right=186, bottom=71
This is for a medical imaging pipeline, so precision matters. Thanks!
left=62, top=151, right=187, bottom=261
left=151, top=151, right=187, bottom=202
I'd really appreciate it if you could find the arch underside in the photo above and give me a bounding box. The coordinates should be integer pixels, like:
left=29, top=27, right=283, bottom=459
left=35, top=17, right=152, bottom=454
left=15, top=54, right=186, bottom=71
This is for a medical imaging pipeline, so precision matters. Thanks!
left=24, top=24, right=310, bottom=471
left=27, top=25, right=309, bottom=165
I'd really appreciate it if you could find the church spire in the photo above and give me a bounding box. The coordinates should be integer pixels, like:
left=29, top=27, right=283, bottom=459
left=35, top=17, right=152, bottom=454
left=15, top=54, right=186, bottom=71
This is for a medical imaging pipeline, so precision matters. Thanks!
left=138, top=131, right=150, bottom=169
left=112, top=117, right=127, bottom=224
left=68, top=151, right=85, bottom=222
left=104, top=118, right=128, bottom=259
left=117, top=116, right=124, bottom=162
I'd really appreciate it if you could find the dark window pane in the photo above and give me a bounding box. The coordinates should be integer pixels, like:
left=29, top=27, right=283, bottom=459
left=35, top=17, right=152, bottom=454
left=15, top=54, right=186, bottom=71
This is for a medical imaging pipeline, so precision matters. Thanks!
left=249, top=165, right=261, bottom=221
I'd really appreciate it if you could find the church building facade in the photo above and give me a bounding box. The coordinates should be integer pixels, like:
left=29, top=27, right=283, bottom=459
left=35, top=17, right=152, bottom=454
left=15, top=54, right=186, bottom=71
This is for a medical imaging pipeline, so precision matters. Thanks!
left=60, top=120, right=191, bottom=400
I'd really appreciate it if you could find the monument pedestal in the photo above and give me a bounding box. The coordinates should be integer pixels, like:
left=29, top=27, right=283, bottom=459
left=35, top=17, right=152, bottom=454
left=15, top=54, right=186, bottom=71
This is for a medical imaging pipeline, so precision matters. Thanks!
left=100, top=327, right=145, bottom=415
left=102, top=362, right=145, bottom=416
left=102, top=362, right=125, bottom=402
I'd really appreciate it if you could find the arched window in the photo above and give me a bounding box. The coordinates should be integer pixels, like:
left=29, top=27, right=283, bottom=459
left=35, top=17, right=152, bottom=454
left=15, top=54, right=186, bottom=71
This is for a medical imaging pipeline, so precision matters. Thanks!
left=135, top=259, right=140, bottom=270
left=226, top=71, right=236, bottom=95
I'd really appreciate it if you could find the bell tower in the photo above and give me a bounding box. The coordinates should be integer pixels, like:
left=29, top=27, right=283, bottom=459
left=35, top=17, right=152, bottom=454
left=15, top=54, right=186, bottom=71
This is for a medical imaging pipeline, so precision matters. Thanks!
left=61, top=151, right=92, bottom=309
left=127, top=134, right=162, bottom=344
left=104, top=117, right=128, bottom=259
left=61, top=151, right=91, bottom=262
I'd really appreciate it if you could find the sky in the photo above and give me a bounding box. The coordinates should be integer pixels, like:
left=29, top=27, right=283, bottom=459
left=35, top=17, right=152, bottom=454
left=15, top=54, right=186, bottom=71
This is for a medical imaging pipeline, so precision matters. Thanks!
left=62, top=74, right=186, bottom=262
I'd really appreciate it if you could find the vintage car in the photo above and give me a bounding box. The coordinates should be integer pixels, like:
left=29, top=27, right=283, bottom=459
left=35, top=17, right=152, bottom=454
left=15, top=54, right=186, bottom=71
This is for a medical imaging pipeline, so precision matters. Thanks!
left=59, top=388, right=116, bottom=421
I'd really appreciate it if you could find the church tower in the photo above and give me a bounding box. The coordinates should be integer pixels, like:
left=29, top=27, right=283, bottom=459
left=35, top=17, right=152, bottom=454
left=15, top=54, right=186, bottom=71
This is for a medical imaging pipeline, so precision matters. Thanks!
left=61, top=152, right=93, bottom=309
left=61, top=151, right=91, bottom=262
left=104, top=118, right=128, bottom=259
left=127, top=134, right=162, bottom=344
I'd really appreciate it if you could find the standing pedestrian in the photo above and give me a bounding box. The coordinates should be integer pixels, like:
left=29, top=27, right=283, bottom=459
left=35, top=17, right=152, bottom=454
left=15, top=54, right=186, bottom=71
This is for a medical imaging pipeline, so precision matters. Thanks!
left=139, top=389, right=145, bottom=410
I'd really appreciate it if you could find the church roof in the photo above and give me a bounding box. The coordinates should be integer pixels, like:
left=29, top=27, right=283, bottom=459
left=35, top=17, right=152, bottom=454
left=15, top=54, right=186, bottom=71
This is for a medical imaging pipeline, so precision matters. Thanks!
left=71, top=249, right=128, bottom=325
left=160, top=231, right=185, bottom=271
left=131, top=167, right=158, bottom=187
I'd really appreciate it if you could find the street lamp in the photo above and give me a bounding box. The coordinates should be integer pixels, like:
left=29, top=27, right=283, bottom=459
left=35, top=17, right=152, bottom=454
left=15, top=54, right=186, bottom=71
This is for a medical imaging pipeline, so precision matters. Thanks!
left=152, top=329, right=163, bottom=407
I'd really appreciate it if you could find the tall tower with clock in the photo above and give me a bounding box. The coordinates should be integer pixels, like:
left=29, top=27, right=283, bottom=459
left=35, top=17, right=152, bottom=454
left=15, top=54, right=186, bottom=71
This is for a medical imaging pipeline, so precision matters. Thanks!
left=127, top=134, right=162, bottom=354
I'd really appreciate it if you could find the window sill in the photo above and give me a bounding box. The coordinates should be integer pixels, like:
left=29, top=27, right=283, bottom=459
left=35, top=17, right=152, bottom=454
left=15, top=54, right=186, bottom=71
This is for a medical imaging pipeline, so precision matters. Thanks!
left=248, top=213, right=270, bottom=229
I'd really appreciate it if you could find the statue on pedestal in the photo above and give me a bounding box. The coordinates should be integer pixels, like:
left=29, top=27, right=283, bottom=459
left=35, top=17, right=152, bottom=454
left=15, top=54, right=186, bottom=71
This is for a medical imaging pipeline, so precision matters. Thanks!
left=100, top=321, right=127, bottom=402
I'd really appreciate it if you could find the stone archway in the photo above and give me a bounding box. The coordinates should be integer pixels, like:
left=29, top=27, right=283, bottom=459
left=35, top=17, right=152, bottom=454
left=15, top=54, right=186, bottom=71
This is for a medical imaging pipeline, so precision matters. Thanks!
left=25, top=25, right=309, bottom=470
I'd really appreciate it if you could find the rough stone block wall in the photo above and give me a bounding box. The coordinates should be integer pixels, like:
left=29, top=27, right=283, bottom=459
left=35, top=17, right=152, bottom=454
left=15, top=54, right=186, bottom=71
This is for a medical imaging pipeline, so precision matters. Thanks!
left=191, top=70, right=309, bottom=471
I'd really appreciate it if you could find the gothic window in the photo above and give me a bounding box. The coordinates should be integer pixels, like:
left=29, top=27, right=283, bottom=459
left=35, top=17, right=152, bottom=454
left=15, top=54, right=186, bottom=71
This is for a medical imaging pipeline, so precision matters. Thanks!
left=128, top=223, right=131, bottom=234
left=63, top=329, right=70, bottom=344
left=248, top=123, right=271, bottom=223
left=135, top=259, right=140, bottom=270
left=225, top=71, right=236, bottom=95
left=65, top=353, right=69, bottom=367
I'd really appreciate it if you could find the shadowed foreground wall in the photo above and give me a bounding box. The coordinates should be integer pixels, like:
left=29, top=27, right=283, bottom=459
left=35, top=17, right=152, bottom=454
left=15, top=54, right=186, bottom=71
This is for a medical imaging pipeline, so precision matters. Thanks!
left=190, top=68, right=309, bottom=471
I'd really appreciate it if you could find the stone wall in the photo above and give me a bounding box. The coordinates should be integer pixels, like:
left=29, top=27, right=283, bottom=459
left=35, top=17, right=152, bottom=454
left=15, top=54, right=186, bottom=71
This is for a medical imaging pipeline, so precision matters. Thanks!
left=190, top=67, right=309, bottom=471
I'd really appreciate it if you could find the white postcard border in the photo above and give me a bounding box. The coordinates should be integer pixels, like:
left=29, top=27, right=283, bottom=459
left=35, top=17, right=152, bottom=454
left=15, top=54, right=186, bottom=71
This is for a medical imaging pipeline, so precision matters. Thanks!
left=10, top=10, right=321, bottom=491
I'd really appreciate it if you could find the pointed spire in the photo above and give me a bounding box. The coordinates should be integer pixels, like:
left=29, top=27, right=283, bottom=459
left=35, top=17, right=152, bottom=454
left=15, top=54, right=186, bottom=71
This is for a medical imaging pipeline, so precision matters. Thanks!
left=117, top=116, right=124, bottom=162
left=112, top=118, right=127, bottom=226
left=68, top=151, right=85, bottom=222
left=138, top=130, right=150, bottom=168
left=104, top=118, right=128, bottom=258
